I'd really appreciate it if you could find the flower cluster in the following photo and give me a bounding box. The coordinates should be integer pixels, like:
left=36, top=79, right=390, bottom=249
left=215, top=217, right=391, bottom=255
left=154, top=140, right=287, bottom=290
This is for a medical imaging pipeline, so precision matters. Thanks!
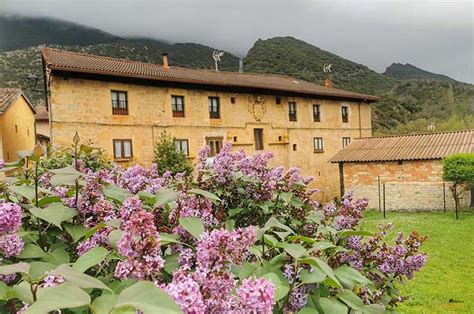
left=115, top=197, right=164, bottom=280
left=0, top=202, right=24, bottom=258
left=0, top=160, right=4, bottom=169
left=0, top=202, right=24, bottom=283
left=164, top=227, right=275, bottom=313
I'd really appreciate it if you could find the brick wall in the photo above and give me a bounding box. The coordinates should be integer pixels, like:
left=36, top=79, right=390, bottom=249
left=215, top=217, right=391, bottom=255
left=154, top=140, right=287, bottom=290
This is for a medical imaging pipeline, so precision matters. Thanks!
left=343, top=160, right=471, bottom=211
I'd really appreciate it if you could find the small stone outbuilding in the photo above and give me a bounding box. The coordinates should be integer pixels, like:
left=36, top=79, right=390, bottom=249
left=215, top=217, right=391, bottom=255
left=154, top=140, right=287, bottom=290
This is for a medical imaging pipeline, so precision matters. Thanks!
left=330, top=130, right=473, bottom=211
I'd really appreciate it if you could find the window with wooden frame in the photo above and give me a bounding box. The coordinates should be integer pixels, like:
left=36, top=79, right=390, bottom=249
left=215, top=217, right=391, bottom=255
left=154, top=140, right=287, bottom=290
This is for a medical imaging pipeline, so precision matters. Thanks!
left=171, top=96, right=185, bottom=117
left=208, top=97, right=220, bottom=119
left=342, top=137, right=351, bottom=148
left=313, top=104, right=321, bottom=122
left=206, top=137, right=223, bottom=156
left=111, top=91, right=128, bottom=115
left=174, top=139, right=189, bottom=156
left=254, top=128, right=264, bottom=150
left=314, top=137, right=324, bottom=152
left=113, top=139, right=133, bottom=159
left=289, top=102, right=297, bottom=121
left=341, top=106, right=349, bottom=123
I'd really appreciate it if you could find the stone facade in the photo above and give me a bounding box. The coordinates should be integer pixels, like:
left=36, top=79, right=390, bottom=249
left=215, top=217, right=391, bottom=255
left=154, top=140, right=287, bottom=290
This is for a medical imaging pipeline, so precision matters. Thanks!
left=342, top=160, right=471, bottom=211
left=46, top=75, right=372, bottom=201
left=0, top=95, right=36, bottom=162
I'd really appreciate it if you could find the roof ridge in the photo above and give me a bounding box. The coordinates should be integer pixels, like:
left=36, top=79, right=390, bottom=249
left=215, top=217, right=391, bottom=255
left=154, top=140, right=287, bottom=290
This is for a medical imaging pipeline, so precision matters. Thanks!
left=357, top=129, right=474, bottom=140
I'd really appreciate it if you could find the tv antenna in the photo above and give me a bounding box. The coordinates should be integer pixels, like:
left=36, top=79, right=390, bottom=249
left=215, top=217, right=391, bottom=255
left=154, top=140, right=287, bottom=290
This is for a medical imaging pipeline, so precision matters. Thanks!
left=213, top=50, right=225, bottom=71
left=323, top=64, right=332, bottom=73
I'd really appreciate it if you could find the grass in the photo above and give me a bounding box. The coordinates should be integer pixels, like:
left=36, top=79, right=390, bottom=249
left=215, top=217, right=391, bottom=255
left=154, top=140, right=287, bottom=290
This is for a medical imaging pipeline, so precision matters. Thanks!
left=362, top=210, right=474, bottom=313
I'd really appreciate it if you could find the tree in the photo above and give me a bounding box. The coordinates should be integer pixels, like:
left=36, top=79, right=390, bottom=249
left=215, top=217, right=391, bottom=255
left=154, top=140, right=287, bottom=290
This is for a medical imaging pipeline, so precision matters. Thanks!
left=154, top=132, right=193, bottom=175
left=442, top=153, right=474, bottom=219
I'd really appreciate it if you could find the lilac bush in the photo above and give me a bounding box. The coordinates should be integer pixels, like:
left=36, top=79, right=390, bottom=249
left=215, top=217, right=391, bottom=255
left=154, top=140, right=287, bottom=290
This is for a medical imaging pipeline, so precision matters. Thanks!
left=0, top=142, right=426, bottom=313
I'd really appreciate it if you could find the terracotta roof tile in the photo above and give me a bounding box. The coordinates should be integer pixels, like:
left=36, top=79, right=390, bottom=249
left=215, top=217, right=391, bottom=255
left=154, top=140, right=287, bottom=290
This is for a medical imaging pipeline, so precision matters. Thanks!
left=41, top=48, right=379, bottom=102
left=35, top=105, right=49, bottom=121
left=0, top=88, right=37, bottom=115
left=0, top=88, right=22, bottom=113
left=330, top=130, right=474, bottom=163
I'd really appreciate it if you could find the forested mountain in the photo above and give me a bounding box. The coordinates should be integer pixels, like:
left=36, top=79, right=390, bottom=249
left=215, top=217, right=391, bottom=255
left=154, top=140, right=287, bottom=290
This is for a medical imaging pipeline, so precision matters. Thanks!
left=384, top=63, right=457, bottom=82
left=0, top=17, right=472, bottom=134
left=0, top=16, right=121, bottom=51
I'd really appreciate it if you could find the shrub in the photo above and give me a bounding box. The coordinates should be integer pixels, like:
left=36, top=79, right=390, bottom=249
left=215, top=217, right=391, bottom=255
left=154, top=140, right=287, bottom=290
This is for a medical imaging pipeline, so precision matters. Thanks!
left=0, top=144, right=426, bottom=313
left=154, top=132, right=193, bottom=176
left=443, top=153, right=474, bottom=218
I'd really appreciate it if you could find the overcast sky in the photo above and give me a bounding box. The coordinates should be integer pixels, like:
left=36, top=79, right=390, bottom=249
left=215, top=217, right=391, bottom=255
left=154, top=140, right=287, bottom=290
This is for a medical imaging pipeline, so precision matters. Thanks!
left=2, top=0, right=473, bottom=83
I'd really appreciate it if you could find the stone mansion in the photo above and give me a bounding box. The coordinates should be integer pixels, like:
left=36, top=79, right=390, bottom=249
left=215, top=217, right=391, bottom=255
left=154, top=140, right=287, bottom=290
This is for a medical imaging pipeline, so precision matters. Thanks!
left=40, top=48, right=378, bottom=200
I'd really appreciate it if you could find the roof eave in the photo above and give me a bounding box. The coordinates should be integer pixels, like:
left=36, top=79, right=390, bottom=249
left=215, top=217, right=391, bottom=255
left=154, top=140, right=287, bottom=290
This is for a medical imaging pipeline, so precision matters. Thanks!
left=46, top=65, right=379, bottom=103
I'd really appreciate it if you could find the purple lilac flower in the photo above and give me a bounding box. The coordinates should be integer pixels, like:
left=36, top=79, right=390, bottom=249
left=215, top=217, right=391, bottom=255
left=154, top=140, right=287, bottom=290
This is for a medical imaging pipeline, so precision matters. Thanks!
left=236, top=277, right=275, bottom=313
left=115, top=197, right=164, bottom=280
left=0, top=234, right=24, bottom=257
left=196, top=227, right=256, bottom=273
left=0, top=202, right=22, bottom=234
left=164, top=269, right=206, bottom=313
left=43, top=275, right=64, bottom=288
left=0, top=160, right=4, bottom=169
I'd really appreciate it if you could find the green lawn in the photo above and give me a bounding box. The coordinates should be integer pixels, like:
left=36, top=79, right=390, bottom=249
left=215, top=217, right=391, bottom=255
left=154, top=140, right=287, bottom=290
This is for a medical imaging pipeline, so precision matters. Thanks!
left=362, top=210, right=474, bottom=313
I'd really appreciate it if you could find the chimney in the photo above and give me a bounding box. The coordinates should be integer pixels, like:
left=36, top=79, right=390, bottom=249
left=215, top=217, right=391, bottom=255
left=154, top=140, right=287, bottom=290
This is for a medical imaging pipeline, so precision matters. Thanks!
left=324, top=78, right=333, bottom=88
left=239, top=59, right=244, bottom=73
left=162, top=53, right=169, bottom=69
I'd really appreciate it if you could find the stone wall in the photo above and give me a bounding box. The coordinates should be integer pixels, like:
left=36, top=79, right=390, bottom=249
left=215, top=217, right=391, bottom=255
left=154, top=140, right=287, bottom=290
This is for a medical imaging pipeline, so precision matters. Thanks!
left=46, top=74, right=373, bottom=201
left=344, top=160, right=471, bottom=211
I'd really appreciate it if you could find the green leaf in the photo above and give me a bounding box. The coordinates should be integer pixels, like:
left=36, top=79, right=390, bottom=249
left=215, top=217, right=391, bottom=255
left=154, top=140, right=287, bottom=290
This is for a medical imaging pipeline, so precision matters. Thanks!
left=50, top=174, right=81, bottom=187
left=49, top=166, right=81, bottom=175
left=0, top=281, right=7, bottom=300
left=38, top=196, right=62, bottom=207
left=9, top=185, right=35, bottom=200
left=279, top=192, right=293, bottom=204
left=64, top=224, right=88, bottom=243
left=25, top=283, right=91, bottom=313
left=263, top=234, right=279, bottom=247
left=108, top=229, right=124, bottom=249
left=159, top=233, right=182, bottom=246
left=30, top=203, right=77, bottom=229
left=306, top=211, right=324, bottom=224
left=73, top=247, right=109, bottom=272
left=28, top=262, right=56, bottom=280
left=311, top=241, right=336, bottom=251
left=337, top=289, right=366, bottom=311
left=102, top=184, right=132, bottom=203
left=53, top=264, right=111, bottom=291
left=283, top=243, right=308, bottom=259
left=113, top=281, right=182, bottom=313
left=228, top=207, right=244, bottom=218
left=18, top=243, right=45, bottom=259
left=43, top=248, right=70, bottom=265
left=92, top=294, right=117, bottom=314
left=0, top=262, right=30, bottom=276
left=299, top=257, right=342, bottom=289
left=300, top=268, right=327, bottom=284
left=237, top=262, right=259, bottom=280
left=319, top=298, right=348, bottom=314
left=298, top=308, right=319, bottom=314
left=12, top=282, right=35, bottom=304
left=164, top=254, right=179, bottom=274
left=187, top=188, right=221, bottom=203
left=262, top=273, right=290, bottom=301
left=178, top=217, right=205, bottom=238
left=334, top=265, right=371, bottom=289
left=337, top=230, right=374, bottom=238
left=154, top=188, right=180, bottom=207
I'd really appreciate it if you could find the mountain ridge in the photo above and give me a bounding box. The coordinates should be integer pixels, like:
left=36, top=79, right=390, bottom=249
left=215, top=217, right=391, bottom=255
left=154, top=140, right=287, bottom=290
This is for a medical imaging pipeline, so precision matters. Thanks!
left=383, top=62, right=457, bottom=82
left=0, top=16, right=472, bottom=134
